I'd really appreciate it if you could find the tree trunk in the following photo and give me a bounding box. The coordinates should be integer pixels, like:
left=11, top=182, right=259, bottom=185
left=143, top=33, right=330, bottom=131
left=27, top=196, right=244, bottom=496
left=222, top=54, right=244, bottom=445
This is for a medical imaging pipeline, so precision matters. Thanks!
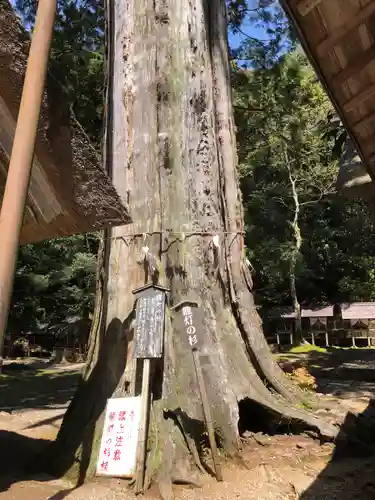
left=288, top=163, right=302, bottom=341
left=42, top=0, right=338, bottom=494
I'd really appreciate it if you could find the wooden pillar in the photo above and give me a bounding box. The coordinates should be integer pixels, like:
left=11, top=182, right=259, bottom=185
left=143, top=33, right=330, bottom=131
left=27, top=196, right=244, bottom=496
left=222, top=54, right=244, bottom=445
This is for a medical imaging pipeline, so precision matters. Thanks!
left=135, top=359, right=152, bottom=494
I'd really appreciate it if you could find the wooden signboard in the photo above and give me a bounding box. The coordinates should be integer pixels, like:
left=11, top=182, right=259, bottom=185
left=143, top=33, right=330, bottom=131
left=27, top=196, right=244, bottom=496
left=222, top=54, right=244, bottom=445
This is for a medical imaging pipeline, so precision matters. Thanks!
left=132, top=284, right=168, bottom=359
left=132, top=283, right=169, bottom=493
left=173, top=301, right=222, bottom=482
left=96, top=397, right=141, bottom=478
left=176, top=304, right=203, bottom=350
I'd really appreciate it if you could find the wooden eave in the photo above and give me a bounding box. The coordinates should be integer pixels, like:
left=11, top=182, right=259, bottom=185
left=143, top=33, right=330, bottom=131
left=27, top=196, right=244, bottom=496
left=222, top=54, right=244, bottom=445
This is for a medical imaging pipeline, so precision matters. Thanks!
left=281, top=0, right=375, bottom=199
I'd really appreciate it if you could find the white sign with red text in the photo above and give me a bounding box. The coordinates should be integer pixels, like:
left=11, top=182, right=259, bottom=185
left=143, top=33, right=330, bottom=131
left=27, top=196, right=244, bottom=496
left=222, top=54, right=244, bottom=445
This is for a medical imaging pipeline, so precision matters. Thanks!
left=96, top=396, right=141, bottom=477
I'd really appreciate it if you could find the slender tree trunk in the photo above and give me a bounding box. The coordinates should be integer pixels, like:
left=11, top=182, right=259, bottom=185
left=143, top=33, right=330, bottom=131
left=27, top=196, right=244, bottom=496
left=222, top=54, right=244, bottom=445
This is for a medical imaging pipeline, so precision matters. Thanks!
left=287, top=163, right=302, bottom=341
left=43, top=0, right=338, bottom=495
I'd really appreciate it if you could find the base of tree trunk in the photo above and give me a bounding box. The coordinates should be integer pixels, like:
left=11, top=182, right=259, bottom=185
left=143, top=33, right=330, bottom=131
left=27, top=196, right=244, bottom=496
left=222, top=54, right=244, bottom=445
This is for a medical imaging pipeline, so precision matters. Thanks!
left=36, top=0, right=340, bottom=495
left=38, top=302, right=339, bottom=498
left=49, top=349, right=70, bottom=365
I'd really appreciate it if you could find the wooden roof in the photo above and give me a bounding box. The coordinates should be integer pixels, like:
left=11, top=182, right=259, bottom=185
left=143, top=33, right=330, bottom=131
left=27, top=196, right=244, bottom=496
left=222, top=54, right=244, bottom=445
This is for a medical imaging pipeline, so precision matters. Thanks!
left=0, top=0, right=131, bottom=245
left=268, top=305, right=334, bottom=319
left=301, top=306, right=334, bottom=318
left=268, top=307, right=297, bottom=319
left=340, top=302, right=375, bottom=320
left=281, top=0, right=375, bottom=199
left=269, top=303, right=375, bottom=320
left=336, top=137, right=375, bottom=200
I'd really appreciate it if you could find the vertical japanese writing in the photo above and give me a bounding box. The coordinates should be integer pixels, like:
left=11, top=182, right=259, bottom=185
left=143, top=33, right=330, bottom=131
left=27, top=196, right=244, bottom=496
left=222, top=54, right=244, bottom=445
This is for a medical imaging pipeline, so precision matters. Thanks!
left=97, top=397, right=142, bottom=477
left=182, top=306, right=199, bottom=349
left=133, top=288, right=166, bottom=358
left=135, top=296, right=149, bottom=354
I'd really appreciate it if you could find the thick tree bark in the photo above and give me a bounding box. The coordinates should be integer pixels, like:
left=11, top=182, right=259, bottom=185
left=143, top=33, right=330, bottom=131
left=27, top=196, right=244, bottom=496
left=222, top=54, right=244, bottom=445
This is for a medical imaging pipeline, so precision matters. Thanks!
left=43, top=0, right=338, bottom=495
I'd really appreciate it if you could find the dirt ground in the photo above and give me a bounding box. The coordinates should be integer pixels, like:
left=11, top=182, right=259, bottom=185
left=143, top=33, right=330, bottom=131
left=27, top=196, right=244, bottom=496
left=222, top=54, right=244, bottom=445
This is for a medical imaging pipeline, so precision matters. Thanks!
left=2, top=350, right=375, bottom=499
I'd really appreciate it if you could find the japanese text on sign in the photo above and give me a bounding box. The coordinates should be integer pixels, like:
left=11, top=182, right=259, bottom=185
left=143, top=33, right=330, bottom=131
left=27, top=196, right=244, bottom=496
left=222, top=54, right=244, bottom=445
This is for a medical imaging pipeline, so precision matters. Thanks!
left=96, top=397, right=141, bottom=477
left=182, top=306, right=199, bottom=349
left=133, top=288, right=166, bottom=358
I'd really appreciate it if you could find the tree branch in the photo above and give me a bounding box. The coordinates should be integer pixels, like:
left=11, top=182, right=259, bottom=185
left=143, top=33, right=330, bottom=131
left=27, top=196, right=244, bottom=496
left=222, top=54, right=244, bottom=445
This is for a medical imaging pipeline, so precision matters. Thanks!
left=233, top=104, right=264, bottom=112
left=233, top=26, right=270, bottom=43
left=272, top=196, right=292, bottom=210
left=299, top=185, right=336, bottom=206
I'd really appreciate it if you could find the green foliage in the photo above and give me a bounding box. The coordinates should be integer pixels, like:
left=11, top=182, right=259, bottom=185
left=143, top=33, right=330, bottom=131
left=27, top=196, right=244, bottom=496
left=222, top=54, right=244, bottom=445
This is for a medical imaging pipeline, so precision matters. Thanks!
left=15, top=0, right=105, bottom=146
left=10, top=0, right=375, bottom=338
left=234, top=44, right=375, bottom=309
left=228, top=1, right=296, bottom=68
left=303, top=197, right=375, bottom=303
left=9, top=234, right=99, bottom=334
left=289, top=344, right=327, bottom=354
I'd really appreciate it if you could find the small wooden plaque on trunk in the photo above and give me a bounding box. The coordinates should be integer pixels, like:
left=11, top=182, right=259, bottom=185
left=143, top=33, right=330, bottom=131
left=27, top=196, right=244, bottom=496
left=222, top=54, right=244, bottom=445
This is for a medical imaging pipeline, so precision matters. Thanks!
left=174, top=304, right=203, bottom=350
left=132, top=284, right=169, bottom=359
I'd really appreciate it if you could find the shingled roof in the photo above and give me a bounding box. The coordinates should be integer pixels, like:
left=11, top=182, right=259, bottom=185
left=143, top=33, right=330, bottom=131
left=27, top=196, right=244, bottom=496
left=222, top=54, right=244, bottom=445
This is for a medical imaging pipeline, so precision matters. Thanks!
left=0, top=0, right=131, bottom=245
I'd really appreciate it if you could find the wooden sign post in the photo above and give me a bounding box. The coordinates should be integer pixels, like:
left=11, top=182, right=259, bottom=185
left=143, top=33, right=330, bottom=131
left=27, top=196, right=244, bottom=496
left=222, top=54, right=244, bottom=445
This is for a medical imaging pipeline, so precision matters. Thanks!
left=173, top=301, right=223, bottom=482
left=132, top=284, right=169, bottom=494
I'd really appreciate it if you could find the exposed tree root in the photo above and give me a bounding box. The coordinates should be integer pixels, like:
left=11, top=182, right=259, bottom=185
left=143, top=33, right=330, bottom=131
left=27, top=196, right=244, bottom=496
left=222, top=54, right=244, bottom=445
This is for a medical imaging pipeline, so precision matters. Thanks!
left=45, top=0, right=340, bottom=495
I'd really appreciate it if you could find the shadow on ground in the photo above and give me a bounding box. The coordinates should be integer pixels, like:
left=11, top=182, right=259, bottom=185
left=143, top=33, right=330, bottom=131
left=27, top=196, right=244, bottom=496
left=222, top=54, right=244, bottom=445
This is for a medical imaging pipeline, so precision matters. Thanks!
left=280, top=348, right=375, bottom=396
left=301, top=399, right=375, bottom=499
left=0, top=430, right=51, bottom=493
left=0, top=430, right=76, bottom=497
left=0, top=368, right=82, bottom=497
left=0, top=368, right=81, bottom=412
left=0, top=316, right=132, bottom=499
